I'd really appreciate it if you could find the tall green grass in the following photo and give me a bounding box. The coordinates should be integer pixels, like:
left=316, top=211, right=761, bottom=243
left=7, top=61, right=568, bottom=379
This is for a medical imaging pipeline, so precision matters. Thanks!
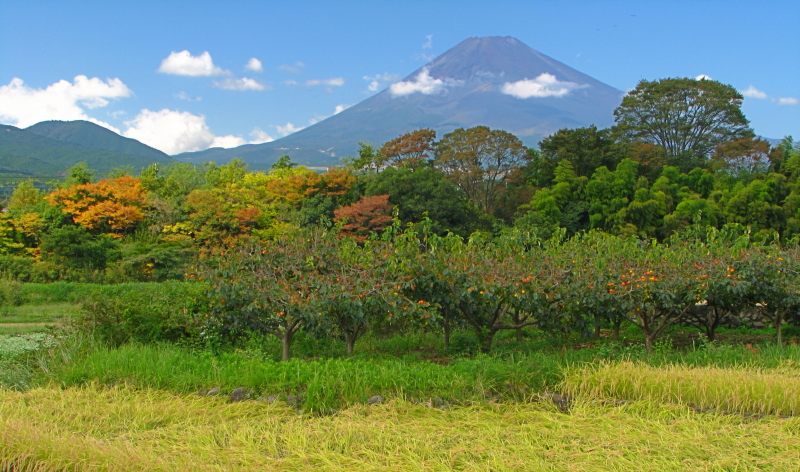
left=50, top=343, right=562, bottom=413
left=19, top=281, right=206, bottom=305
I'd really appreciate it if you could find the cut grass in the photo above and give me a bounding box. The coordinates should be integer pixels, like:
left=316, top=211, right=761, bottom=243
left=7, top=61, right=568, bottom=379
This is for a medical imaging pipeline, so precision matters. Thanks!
left=0, top=302, right=79, bottom=324
left=2, top=384, right=800, bottom=471
left=0, top=323, right=53, bottom=335
left=562, top=361, right=800, bottom=417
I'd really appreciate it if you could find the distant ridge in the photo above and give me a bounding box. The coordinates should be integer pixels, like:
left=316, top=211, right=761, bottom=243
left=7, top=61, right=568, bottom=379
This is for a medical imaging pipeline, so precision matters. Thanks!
left=26, top=120, right=171, bottom=162
left=176, top=36, right=623, bottom=167
left=0, top=123, right=173, bottom=177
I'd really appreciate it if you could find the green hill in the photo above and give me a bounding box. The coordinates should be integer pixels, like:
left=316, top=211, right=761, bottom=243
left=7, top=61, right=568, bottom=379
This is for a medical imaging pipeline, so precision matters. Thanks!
left=0, top=124, right=173, bottom=177
left=26, top=120, right=171, bottom=162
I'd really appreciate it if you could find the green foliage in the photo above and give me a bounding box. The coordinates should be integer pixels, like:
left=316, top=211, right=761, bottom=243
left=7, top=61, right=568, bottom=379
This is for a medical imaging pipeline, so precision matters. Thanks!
left=365, top=164, right=478, bottom=235
left=535, top=125, right=622, bottom=185
left=39, top=225, right=121, bottom=275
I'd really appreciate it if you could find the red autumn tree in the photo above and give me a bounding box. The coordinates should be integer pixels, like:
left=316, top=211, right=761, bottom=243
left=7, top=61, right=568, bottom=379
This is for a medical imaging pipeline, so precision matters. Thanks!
left=334, top=194, right=393, bottom=242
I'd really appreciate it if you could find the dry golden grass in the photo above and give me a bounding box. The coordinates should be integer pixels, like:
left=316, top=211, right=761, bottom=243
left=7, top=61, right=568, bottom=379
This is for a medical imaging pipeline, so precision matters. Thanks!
left=562, top=361, right=800, bottom=416
left=2, top=384, right=800, bottom=471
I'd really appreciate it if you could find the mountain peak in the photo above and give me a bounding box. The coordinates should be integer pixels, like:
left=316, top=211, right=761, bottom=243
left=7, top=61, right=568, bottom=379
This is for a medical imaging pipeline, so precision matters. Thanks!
left=177, top=36, right=623, bottom=166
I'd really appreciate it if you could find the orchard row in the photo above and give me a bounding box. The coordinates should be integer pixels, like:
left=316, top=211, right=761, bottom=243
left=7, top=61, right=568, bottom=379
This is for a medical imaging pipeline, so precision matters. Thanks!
left=194, top=221, right=800, bottom=360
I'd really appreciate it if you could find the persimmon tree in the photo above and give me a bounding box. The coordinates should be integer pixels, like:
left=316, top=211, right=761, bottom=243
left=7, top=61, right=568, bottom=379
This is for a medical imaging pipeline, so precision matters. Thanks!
left=408, top=230, right=565, bottom=353
left=312, top=237, right=408, bottom=355
left=617, top=241, right=697, bottom=353
left=676, top=226, right=753, bottom=342
left=558, top=232, right=633, bottom=340
left=739, top=245, right=800, bottom=347
left=387, top=221, right=464, bottom=351
left=199, top=231, right=329, bottom=361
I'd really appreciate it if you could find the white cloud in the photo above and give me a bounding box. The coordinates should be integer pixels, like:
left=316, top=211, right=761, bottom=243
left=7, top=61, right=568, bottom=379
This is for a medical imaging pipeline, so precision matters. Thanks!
left=123, top=109, right=215, bottom=154
left=284, top=80, right=298, bottom=86
left=210, top=135, right=247, bottom=148
left=423, top=34, right=433, bottom=49
left=741, top=85, right=768, bottom=99
left=777, top=97, right=799, bottom=106
left=109, top=110, right=127, bottom=119
left=0, top=75, right=130, bottom=130
left=174, top=91, right=202, bottom=101
left=245, top=58, right=263, bottom=73
left=389, top=68, right=464, bottom=96
left=210, top=127, right=275, bottom=148
left=278, top=62, right=305, bottom=74
left=211, top=127, right=276, bottom=148
left=123, top=109, right=274, bottom=153
left=249, top=128, right=274, bottom=143
left=305, top=78, right=345, bottom=88
left=695, top=74, right=713, bottom=81
left=308, top=104, right=352, bottom=125
left=363, top=73, right=400, bottom=92
left=213, top=77, right=269, bottom=91
left=276, top=122, right=304, bottom=136
left=500, top=73, right=586, bottom=99
left=157, top=51, right=228, bottom=77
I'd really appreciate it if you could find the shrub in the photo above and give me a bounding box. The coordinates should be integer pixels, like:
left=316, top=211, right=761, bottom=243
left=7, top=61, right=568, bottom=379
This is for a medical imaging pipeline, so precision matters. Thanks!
left=71, top=281, right=209, bottom=346
left=0, top=278, right=22, bottom=307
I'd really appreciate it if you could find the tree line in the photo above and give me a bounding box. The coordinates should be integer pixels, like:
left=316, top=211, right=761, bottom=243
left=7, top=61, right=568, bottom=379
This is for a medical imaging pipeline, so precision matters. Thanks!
left=0, top=76, right=797, bottom=288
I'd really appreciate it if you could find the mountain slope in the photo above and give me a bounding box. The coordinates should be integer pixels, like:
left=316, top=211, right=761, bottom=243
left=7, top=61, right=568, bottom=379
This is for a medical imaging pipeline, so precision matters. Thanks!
left=26, top=120, right=171, bottom=162
left=0, top=151, right=62, bottom=177
left=177, top=36, right=623, bottom=166
left=0, top=124, right=173, bottom=176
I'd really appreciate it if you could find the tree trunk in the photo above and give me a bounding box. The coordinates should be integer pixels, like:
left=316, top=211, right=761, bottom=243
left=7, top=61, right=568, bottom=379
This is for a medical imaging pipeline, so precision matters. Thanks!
left=343, top=330, right=356, bottom=356
left=594, top=313, right=602, bottom=339
left=644, top=332, right=655, bottom=354
left=280, top=330, right=295, bottom=362
left=510, top=310, right=523, bottom=342
left=443, top=321, right=451, bottom=352
left=704, top=308, right=717, bottom=343
left=480, top=329, right=497, bottom=354
left=613, top=318, right=622, bottom=341
left=775, top=311, right=783, bottom=348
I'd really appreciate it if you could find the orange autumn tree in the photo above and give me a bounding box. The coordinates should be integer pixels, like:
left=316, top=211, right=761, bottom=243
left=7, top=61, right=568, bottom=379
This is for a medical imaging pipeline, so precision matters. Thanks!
left=334, top=194, right=393, bottom=242
left=46, top=175, right=148, bottom=234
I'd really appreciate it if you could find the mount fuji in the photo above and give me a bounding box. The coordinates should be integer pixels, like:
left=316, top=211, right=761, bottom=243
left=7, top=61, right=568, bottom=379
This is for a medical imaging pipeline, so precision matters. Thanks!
left=176, top=36, right=623, bottom=166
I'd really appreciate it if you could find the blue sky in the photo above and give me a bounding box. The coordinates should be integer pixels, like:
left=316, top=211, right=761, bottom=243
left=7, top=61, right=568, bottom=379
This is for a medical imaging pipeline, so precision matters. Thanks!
left=1, top=0, right=797, bottom=155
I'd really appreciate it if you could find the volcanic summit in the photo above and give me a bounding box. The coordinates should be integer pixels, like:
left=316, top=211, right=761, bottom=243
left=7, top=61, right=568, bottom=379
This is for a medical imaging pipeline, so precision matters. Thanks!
left=177, top=36, right=623, bottom=166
